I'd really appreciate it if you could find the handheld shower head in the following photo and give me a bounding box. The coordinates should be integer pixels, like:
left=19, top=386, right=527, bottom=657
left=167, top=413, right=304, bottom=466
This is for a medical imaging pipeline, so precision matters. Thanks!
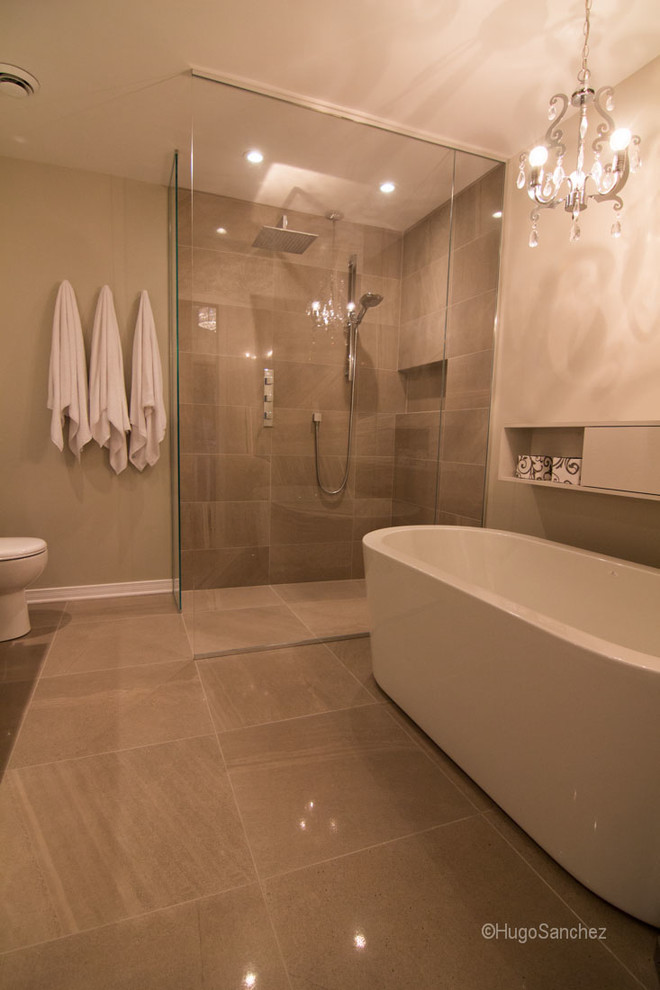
left=355, top=292, right=384, bottom=326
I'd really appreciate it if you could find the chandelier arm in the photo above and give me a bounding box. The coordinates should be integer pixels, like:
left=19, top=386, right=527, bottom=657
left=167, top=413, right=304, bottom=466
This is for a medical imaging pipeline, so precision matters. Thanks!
left=591, top=86, right=615, bottom=154
left=528, top=188, right=563, bottom=209
left=590, top=191, right=624, bottom=212
left=544, top=93, right=569, bottom=157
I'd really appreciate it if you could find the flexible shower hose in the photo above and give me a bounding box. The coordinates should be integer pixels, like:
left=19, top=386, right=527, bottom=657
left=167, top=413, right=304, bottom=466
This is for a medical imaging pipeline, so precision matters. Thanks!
left=313, top=338, right=358, bottom=496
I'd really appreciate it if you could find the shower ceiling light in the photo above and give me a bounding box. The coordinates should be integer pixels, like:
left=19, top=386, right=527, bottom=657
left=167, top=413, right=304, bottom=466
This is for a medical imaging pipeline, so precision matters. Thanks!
left=244, top=149, right=264, bottom=164
left=379, top=181, right=396, bottom=194
left=518, top=0, right=642, bottom=247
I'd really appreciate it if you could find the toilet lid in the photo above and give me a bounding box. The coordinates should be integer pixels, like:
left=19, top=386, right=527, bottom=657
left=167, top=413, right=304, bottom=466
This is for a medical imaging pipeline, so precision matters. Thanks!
left=0, top=537, right=47, bottom=561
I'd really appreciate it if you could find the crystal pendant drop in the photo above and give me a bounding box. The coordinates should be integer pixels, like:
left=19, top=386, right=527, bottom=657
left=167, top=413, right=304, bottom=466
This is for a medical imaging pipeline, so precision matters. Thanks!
left=529, top=227, right=539, bottom=248
left=570, top=219, right=581, bottom=243
left=605, top=94, right=615, bottom=112
left=553, top=162, right=565, bottom=187
left=516, top=166, right=526, bottom=190
left=591, top=156, right=603, bottom=187
left=611, top=218, right=622, bottom=238
left=630, top=146, right=642, bottom=172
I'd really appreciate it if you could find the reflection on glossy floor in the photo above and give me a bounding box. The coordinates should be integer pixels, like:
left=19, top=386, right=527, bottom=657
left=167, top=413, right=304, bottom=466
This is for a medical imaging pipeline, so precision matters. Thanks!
left=0, top=587, right=658, bottom=990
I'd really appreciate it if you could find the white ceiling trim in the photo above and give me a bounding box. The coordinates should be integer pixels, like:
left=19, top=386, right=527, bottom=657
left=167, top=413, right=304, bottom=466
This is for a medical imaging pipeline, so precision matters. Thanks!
left=190, top=66, right=506, bottom=163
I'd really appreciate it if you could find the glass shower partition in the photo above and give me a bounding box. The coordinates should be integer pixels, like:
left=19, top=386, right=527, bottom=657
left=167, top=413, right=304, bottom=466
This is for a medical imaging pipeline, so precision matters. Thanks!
left=168, top=150, right=182, bottom=609
left=179, top=74, right=504, bottom=657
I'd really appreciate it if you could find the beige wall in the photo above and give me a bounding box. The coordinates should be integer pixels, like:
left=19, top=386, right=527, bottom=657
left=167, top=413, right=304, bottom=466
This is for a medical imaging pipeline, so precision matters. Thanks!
left=486, top=56, right=660, bottom=568
left=0, top=157, right=171, bottom=588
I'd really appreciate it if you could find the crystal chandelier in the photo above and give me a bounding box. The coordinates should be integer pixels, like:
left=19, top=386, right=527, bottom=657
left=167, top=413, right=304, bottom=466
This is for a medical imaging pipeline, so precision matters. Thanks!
left=306, top=213, right=347, bottom=331
left=518, top=0, right=642, bottom=247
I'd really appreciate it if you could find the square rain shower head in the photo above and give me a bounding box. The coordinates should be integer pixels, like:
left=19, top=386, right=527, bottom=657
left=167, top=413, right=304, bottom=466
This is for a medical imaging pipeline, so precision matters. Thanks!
left=251, top=215, right=318, bottom=254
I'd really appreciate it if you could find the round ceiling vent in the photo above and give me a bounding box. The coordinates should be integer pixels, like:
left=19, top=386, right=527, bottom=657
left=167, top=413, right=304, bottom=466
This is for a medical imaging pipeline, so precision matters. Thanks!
left=0, top=63, right=40, bottom=99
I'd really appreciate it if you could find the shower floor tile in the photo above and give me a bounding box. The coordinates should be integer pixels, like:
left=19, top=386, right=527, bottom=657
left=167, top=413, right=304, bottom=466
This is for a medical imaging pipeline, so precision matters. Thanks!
left=272, top=578, right=366, bottom=602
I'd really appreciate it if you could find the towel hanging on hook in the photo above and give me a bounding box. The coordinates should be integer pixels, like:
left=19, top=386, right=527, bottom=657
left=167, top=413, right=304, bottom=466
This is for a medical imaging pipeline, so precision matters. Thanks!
left=47, top=280, right=92, bottom=459
left=129, top=290, right=166, bottom=470
left=89, top=285, right=130, bottom=474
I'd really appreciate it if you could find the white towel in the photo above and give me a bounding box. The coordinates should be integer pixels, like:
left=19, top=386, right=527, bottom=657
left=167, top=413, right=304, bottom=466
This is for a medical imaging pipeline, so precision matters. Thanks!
left=89, top=285, right=130, bottom=474
left=129, top=290, right=167, bottom=470
left=47, top=280, right=92, bottom=459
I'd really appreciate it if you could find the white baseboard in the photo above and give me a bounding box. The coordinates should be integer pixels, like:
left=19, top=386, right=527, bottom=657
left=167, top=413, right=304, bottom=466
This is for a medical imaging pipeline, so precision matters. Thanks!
left=27, top=579, right=173, bottom=604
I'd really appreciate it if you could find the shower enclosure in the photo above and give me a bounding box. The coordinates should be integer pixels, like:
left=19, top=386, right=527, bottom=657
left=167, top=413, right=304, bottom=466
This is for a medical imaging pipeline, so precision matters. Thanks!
left=174, top=74, right=505, bottom=652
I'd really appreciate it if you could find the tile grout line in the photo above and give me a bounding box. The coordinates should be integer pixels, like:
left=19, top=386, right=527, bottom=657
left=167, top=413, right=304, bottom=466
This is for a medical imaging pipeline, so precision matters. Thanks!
left=0, top=879, right=257, bottom=960
left=257, top=814, right=480, bottom=885
left=477, top=809, right=653, bottom=990
left=8, top=732, right=216, bottom=774
left=22, top=652, right=197, bottom=682
left=378, top=701, right=492, bottom=815
left=193, top=656, right=296, bottom=990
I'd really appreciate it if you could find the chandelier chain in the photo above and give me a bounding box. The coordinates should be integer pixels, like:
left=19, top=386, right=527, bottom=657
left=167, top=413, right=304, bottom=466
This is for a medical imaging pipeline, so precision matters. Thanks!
left=578, top=0, right=592, bottom=85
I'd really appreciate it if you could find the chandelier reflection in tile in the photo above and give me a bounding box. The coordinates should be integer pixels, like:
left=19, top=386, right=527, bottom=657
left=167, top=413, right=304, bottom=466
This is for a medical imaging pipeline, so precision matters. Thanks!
left=518, top=0, right=642, bottom=247
left=306, top=213, right=347, bottom=333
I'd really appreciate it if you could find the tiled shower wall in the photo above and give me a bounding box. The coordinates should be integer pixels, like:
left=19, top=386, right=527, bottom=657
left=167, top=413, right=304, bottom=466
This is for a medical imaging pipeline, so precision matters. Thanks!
left=178, top=192, right=403, bottom=589
left=394, top=164, right=504, bottom=527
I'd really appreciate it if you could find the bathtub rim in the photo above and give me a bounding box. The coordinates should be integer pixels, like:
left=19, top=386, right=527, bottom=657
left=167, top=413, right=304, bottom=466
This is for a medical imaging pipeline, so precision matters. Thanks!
left=363, top=525, right=660, bottom=675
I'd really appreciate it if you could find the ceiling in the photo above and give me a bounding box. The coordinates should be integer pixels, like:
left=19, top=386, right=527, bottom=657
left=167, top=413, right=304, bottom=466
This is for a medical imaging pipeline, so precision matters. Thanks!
left=1, top=0, right=658, bottom=228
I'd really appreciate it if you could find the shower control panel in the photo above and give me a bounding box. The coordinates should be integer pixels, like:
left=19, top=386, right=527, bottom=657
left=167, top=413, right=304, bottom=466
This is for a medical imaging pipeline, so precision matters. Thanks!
left=263, top=368, right=274, bottom=427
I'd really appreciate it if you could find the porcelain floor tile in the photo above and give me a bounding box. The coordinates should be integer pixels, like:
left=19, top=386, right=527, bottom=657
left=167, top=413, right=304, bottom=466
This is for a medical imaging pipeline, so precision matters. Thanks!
left=0, top=736, right=255, bottom=950
left=484, top=807, right=660, bottom=990
left=0, top=624, right=59, bottom=776
left=188, top=605, right=313, bottom=655
left=9, top=661, right=213, bottom=767
left=384, top=701, right=495, bottom=812
left=263, top=817, right=643, bottom=990
left=272, top=579, right=366, bottom=603
left=287, top=598, right=371, bottom=637
left=198, top=644, right=375, bottom=731
left=189, top=585, right=284, bottom=613
left=41, top=614, right=192, bottom=677
left=325, top=636, right=387, bottom=702
left=219, top=705, right=475, bottom=877
left=0, top=885, right=290, bottom=990
left=61, top=593, right=179, bottom=624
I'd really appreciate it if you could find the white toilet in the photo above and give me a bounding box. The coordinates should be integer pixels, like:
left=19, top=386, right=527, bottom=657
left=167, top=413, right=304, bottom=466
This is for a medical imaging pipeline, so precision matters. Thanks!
left=0, top=538, right=48, bottom=642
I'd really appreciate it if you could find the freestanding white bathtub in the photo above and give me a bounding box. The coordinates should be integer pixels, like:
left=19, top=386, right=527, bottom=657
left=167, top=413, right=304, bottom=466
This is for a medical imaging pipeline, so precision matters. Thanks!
left=363, top=526, right=660, bottom=927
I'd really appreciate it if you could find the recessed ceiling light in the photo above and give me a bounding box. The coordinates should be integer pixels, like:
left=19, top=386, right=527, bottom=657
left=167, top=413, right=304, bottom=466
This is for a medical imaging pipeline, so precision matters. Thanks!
left=492, top=211, right=503, bottom=219
left=245, top=149, right=264, bottom=164
left=379, top=181, right=396, bottom=194
left=216, top=226, right=227, bottom=235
